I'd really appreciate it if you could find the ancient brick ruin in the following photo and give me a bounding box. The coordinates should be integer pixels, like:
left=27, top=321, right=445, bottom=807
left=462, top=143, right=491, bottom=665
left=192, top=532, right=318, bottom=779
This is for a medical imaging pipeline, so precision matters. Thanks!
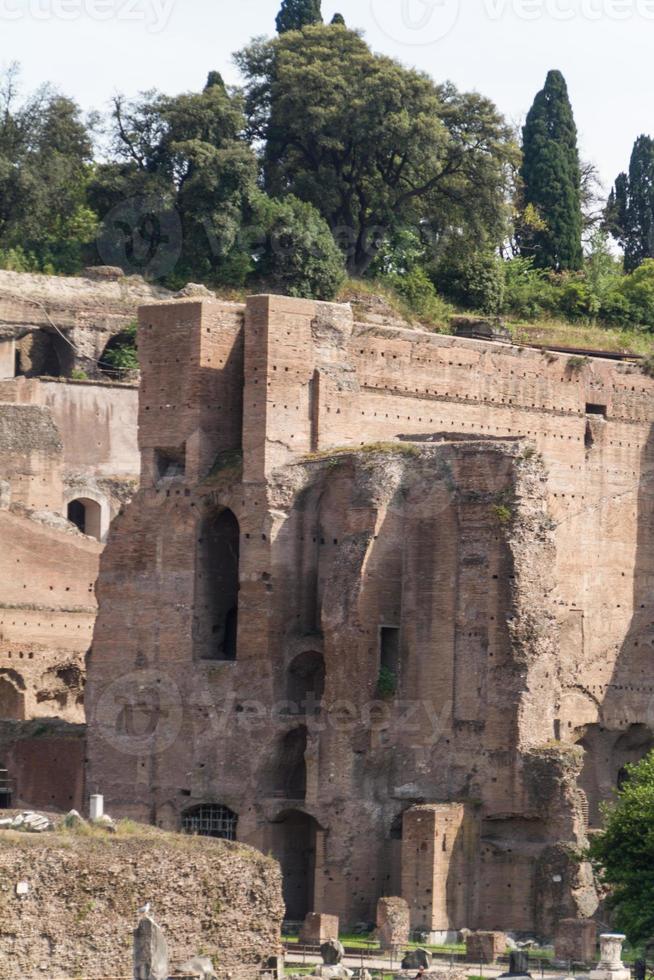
left=82, top=292, right=654, bottom=937
left=0, top=269, right=159, bottom=809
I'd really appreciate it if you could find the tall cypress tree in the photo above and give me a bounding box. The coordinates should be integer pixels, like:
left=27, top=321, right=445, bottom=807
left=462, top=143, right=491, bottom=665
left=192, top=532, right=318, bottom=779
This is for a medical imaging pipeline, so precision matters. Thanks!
left=275, top=0, right=322, bottom=33
left=606, top=136, right=654, bottom=272
left=520, top=70, right=583, bottom=270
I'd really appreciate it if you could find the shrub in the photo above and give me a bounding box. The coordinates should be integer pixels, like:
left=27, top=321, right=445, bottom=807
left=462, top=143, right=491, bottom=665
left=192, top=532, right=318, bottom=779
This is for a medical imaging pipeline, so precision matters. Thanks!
left=101, top=321, right=138, bottom=377
left=433, top=251, right=505, bottom=314
left=556, top=277, right=594, bottom=320
left=502, top=257, right=557, bottom=319
left=390, top=266, right=451, bottom=323
left=250, top=193, right=346, bottom=300
left=612, top=259, right=654, bottom=329
left=377, top=666, right=397, bottom=699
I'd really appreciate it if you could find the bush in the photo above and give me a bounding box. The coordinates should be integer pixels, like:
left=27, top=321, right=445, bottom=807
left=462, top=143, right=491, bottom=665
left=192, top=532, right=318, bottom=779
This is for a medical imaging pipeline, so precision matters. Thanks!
left=556, top=277, right=594, bottom=320
left=0, top=246, right=43, bottom=273
left=390, top=266, right=451, bottom=323
left=250, top=193, right=346, bottom=300
left=432, top=251, right=505, bottom=314
left=101, top=321, right=138, bottom=377
left=377, top=666, right=397, bottom=699
left=611, top=259, right=654, bottom=329
left=502, top=257, right=557, bottom=319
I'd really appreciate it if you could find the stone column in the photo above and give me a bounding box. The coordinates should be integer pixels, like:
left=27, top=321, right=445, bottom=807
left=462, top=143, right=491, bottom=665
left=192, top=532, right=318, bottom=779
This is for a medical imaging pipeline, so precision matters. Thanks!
left=589, top=934, right=630, bottom=980
left=133, top=916, right=168, bottom=980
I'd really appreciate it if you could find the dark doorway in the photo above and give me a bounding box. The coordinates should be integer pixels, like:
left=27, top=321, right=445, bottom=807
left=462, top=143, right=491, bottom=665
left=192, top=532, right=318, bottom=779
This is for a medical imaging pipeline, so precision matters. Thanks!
left=67, top=498, right=103, bottom=541
left=194, top=509, right=240, bottom=661
left=269, top=809, right=320, bottom=920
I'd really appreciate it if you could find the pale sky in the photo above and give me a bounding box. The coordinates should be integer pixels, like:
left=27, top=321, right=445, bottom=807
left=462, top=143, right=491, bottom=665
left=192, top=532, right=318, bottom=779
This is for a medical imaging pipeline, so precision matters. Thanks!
left=4, top=0, right=654, bottom=192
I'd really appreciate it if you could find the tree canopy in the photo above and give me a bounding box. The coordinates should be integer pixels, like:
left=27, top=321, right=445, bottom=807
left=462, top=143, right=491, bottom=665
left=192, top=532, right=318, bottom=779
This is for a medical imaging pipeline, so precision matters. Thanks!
left=236, top=25, right=517, bottom=276
left=606, top=135, right=654, bottom=273
left=275, top=0, right=322, bottom=33
left=520, top=69, right=583, bottom=270
left=587, top=750, right=654, bottom=945
left=89, top=74, right=257, bottom=285
left=0, top=65, right=96, bottom=272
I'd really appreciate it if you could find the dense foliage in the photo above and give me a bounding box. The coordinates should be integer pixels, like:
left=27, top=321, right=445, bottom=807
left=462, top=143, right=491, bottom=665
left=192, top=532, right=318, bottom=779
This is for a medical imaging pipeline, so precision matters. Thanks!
left=1, top=38, right=654, bottom=327
left=587, top=751, right=654, bottom=945
left=275, top=0, right=322, bottom=33
left=236, top=26, right=517, bottom=276
left=607, top=136, right=654, bottom=273
left=0, top=65, right=96, bottom=273
left=519, top=70, right=583, bottom=271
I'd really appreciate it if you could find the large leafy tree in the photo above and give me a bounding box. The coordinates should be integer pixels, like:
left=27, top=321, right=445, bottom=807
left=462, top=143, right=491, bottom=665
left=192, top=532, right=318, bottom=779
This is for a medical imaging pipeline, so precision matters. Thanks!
left=276, top=0, right=322, bottom=33
left=587, top=751, right=654, bottom=945
left=605, top=136, right=654, bottom=272
left=0, top=65, right=96, bottom=272
left=520, top=69, right=583, bottom=270
left=235, top=26, right=517, bottom=277
left=89, top=74, right=257, bottom=285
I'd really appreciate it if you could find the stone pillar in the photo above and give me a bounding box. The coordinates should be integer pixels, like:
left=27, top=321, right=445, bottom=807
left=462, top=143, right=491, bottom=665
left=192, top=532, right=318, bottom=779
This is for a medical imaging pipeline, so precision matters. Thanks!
left=401, top=803, right=479, bottom=942
left=299, top=913, right=339, bottom=945
left=465, top=932, right=507, bottom=965
left=133, top=916, right=168, bottom=980
left=376, top=897, right=410, bottom=952
left=555, top=919, right=597, bottom=964
left=590, top=934, right=630, bottom=980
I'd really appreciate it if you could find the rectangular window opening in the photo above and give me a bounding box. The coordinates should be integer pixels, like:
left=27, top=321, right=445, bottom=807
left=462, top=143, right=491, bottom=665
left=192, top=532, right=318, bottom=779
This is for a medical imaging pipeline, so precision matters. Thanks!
left=154, top=444, right=186, bottom=482
left=585, top=403, right=607, bottom=418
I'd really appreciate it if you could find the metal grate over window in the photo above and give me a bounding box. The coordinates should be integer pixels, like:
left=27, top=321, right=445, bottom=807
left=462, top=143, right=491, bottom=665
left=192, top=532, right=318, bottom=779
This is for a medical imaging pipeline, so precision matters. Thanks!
left=181, top=804, right=237, bottom=841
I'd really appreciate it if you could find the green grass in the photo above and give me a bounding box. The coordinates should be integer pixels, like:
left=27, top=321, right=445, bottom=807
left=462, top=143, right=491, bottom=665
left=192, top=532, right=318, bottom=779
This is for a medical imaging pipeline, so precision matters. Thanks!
left=509, top=316, right=654, bottom=356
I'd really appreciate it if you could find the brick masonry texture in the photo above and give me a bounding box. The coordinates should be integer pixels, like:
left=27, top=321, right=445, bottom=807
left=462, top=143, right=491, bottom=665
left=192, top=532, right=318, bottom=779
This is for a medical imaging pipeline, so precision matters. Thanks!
left=84, top=293, right=654, bottom=937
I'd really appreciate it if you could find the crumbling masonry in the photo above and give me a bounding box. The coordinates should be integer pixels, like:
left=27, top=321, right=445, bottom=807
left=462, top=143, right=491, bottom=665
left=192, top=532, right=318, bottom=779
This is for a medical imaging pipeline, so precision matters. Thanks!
left=86, top=294, right=654, bottom=937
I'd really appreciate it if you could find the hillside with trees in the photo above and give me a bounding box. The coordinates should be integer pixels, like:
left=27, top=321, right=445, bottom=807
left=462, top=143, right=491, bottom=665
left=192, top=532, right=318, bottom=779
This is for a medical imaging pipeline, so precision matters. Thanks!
left=3, top=0, right=654, bottom=355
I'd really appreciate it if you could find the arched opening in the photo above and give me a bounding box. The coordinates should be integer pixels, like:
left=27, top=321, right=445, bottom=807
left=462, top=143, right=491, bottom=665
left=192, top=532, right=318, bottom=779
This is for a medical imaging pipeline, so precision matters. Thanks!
left=287, top=651, right=325, bottom=716
left=576, top=723, right=654, bottom=827
left=0, top=677, right=25, bottom=720
left=67, top=497, right=103, bottom=541
left=194, top=509, right=240, bottom=661
left=268, top=809, right=320, bottom=921
left=264, top=726, right=308, bottom=800
left=181, top=803, right=238, bottom=841
left=98, top=326, right=138, bottom=379
left=15, top=330, right=64, bottom=378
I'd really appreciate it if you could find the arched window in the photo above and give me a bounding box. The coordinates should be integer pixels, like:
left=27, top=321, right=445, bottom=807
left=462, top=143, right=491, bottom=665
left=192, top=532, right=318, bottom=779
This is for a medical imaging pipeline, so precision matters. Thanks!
left=98, top=327, right=138, bottom=379
left=181, top=804, right=238, bottom=841
left=0, top=677, right=25, bottom=720
left=67, top=498, right=103, bottom=541
left=287, top=651, right=325, bottom=716
left=194, top=509, right=240, bottom=661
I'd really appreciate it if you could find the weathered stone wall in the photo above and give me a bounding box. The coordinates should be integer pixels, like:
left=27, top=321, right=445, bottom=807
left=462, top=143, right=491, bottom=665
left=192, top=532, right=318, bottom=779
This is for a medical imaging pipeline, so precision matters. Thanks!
left=0, top=826, right=283, bottom=980
left=86, top=294, right=654, bottom=937
left=0, top=367, right=139, bottom=809
left=0, top=268, right=169, bottom=379
left=0, top=508, right=99, bottom=725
